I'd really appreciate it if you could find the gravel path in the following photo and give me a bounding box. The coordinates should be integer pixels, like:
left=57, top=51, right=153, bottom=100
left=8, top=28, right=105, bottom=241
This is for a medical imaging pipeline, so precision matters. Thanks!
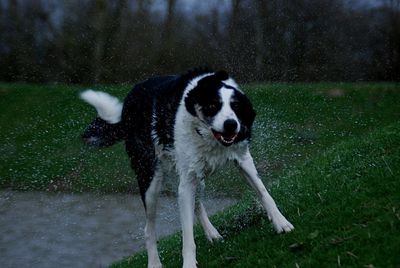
left=0, top=191, right=235, bottom=268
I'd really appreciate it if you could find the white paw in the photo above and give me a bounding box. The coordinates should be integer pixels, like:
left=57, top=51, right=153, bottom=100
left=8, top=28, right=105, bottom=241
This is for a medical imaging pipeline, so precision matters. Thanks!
left=204, top=226, right=223, bottom=242
left=183, top=259, right=197, bottom=268
left=148, top=261, right=162, bottom=268
left=147, top=255, right=162, bottom=268
left=271, top=213, right=294, bottom=233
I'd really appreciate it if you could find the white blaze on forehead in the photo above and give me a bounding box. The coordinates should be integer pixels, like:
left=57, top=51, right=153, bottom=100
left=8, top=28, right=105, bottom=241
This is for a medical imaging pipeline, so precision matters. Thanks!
left=224, top=78, right=239, bottom=90
left=212, top=87, right=240, bottom=133
left=220, top=87, right=233, bottom=106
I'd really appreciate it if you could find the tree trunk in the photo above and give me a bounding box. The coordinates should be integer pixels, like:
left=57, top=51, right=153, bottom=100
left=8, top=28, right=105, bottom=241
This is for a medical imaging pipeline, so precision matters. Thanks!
left=92, top=0, right=107, bottom=83
left=255, top=0, right=268, bottom=80
left=158, top=0, right=176, bottom=69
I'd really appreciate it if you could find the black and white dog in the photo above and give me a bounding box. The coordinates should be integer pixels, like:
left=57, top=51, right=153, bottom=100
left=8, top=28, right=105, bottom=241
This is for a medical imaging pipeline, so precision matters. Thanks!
left=80, top=68, right=293, bottom=268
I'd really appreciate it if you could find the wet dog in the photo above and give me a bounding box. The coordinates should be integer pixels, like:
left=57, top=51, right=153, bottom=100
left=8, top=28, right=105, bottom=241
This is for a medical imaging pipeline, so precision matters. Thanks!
left=80, top=68, right=294, bottom=268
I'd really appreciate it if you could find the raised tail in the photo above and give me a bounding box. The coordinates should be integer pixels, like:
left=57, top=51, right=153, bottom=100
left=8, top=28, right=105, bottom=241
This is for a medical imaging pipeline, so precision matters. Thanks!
left=80, top=90, right=125, bottom=147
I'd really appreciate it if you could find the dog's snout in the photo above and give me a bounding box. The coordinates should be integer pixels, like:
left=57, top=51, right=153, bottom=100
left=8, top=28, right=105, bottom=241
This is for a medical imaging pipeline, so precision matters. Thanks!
left=223, top=119, right=238, bottom=133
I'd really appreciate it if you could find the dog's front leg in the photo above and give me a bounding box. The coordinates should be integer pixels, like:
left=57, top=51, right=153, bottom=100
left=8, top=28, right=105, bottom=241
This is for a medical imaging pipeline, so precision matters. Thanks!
left=178, top=174, right=198, bottom=268
left=195, top=180, right=223, bottom=242
left=236, top=149, right=294, bottom=233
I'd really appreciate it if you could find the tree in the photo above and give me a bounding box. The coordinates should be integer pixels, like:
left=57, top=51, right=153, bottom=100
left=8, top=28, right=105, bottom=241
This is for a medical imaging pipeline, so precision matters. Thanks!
left=254, top=0, right=268, bottom=80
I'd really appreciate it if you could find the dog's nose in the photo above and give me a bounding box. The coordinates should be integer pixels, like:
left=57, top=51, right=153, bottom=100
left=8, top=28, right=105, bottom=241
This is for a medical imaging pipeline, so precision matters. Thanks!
left=224, top=119, right=238, bottom=133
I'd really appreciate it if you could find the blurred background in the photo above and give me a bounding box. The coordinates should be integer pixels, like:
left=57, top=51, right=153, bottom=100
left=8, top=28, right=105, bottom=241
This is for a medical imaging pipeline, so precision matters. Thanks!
left=1, top=2, right=400, bottom=267
left=1, top=0, right=399, bottom=84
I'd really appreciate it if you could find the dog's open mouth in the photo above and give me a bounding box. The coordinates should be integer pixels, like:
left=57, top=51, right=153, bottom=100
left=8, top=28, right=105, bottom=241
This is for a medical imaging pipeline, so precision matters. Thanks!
left=211, top=129, right=238, bottom=146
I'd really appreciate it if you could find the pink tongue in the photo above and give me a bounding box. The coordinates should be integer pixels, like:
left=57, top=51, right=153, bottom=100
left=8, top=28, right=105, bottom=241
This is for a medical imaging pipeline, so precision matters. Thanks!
left=213, top=132, right=222, bottom=140
left=212, top=130, right=237, bottom=142
left=224, top=133, right=236, bottom=140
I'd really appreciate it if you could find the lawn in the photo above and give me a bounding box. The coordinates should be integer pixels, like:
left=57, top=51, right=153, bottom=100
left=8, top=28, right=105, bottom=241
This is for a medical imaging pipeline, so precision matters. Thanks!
left=0, top=82, right=399, bottom=267
left=0, top=83, right=399, bottom=195
left=0, top=83, right=133, bottom=192
left=112, top=119, right=400, bottom=268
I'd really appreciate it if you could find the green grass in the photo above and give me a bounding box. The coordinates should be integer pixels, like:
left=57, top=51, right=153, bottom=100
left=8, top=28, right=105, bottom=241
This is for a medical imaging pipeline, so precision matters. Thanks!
left=0, top=83, right=134, bottom=192
left=0, top=82, right=399, bottom=266
left=111, top=121, right=400, bottom=268
left=1, top=83, right=400, bottom=194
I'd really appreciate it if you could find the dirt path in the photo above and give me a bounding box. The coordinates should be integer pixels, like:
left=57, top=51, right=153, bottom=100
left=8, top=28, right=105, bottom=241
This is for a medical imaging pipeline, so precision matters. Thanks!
left=0, top=191, right=235, bottom=268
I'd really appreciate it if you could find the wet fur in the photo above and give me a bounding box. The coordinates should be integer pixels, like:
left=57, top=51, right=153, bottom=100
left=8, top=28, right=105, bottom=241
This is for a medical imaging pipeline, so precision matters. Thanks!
left=80, top=68, right=294, bottom=268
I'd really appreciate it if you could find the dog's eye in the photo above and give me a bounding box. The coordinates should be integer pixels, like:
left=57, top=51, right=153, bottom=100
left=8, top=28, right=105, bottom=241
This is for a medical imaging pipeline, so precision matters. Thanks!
left=208, top=103, right=217, bottom=110
left=206, top=100, right=220, bottom=110
left=201, top=101, right=221, bottom=116
left=231, top=101, right=240, bottom=110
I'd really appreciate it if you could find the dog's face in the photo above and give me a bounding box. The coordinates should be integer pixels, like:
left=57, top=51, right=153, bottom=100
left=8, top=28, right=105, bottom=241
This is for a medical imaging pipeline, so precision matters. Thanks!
left=185, top=71, right=256, bottom=146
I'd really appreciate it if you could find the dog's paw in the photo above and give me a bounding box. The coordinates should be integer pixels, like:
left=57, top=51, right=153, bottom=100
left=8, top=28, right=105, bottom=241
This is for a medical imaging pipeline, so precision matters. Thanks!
left=183, top=259, right=197, bottom=268
left=148, top=264, right=162, bottom=268
left=206, top=230, right=223, bottom=242
left=271, top=213, right=294, bottom=234
left=148, top=261, right=162, bottom=268
left=204, top=226, right=223, bottom=242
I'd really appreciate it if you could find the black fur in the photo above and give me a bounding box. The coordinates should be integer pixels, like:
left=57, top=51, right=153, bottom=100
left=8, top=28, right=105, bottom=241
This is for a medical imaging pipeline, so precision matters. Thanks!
left=185, top=74, right=225, bottom=117
left=231, top=90, right=256, bottom=143
left=82, top=68, right=255, bottom=203
left=82, top=117, right=125, bottom=147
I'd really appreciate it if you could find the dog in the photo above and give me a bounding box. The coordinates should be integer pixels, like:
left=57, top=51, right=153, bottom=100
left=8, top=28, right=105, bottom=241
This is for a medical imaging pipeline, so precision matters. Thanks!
left=80, top=68, right=294, bottom=268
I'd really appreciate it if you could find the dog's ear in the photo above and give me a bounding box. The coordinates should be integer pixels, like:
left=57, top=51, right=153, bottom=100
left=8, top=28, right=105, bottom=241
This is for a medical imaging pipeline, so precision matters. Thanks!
left=235, top=92, right=256, bottom=129
left=241, top=99, right=256, bottom=128
left=214, top=70, right=229, bottom=81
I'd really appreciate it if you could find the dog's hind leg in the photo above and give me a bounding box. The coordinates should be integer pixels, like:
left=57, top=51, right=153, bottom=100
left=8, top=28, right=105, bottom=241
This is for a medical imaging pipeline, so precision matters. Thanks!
left=127, top=139, right=163, bottom=268
left=195, top=180, right=222, bottom=242
left=142, top=168, right=164, bottom=268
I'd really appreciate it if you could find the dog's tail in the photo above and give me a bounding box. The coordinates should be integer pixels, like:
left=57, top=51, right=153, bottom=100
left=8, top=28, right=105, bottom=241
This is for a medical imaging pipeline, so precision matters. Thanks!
left=80, top=90, right=125, bottom=147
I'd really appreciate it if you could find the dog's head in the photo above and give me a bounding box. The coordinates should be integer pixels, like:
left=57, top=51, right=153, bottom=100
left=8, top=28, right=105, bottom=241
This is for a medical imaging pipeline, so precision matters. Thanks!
left=185, top=71, right=256, bottom=146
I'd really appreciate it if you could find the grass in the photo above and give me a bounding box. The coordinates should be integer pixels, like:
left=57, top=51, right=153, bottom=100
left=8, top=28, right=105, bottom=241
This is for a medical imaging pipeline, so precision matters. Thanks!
left=1, top=82, right=399, bottom=194
left=111, top=121, right=400, bottom=268
left=0, top=83, right=133, bottom=192
left=0, top=82, right=399, bottom=267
